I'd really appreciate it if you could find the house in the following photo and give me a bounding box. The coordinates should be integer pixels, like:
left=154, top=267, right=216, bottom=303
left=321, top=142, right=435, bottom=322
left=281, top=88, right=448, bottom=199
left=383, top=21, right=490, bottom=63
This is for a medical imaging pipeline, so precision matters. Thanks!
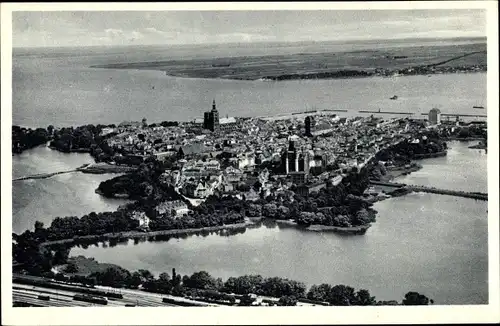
left=183, top=181, right=210, bottom=198
left=176, top=143, right=208, bottom=159
left=131, top=211, right=150, bottom=229
left=155, top=200, right=190, bottom=217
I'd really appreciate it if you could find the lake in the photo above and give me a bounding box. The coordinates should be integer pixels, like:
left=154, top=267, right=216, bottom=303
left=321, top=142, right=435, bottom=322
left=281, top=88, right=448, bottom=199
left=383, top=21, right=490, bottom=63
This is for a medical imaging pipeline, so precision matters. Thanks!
left=12, top=146, right=130, bottom=234
left=68, top=141, right=488, bottom=305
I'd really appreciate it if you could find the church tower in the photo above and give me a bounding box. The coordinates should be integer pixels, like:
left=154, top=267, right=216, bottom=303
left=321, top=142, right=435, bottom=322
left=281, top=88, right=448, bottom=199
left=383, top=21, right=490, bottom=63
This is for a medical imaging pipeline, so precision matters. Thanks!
left=204, top=99, right=220, bottom=132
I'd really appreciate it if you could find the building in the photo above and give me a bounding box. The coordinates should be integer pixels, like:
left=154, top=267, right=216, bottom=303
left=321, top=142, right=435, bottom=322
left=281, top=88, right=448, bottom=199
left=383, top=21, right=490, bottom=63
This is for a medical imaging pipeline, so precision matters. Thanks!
left=203, top=99, right=238, bottom=133
left=290, top=171, right=307, bottom=185
left=305, top=116, right=315, bottom=137
left=204, top=99, right=220, bottom=131
left=155, top=200, right=190, bottom=217
left=428, top=108, right=441, bottom=125
left=281, top=137, right=309, bottom=174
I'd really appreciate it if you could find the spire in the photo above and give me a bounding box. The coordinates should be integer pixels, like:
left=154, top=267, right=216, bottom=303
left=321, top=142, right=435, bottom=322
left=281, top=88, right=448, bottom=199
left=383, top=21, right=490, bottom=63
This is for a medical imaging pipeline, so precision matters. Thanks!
left=212, top=99, right=217, bottom=111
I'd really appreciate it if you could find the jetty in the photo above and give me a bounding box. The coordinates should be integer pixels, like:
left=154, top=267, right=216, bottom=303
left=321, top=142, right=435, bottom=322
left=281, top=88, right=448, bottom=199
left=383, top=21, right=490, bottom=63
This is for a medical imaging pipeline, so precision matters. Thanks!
left=359, top=110, right=413, bottom=115
left=369, top=180, right=488, bottom=201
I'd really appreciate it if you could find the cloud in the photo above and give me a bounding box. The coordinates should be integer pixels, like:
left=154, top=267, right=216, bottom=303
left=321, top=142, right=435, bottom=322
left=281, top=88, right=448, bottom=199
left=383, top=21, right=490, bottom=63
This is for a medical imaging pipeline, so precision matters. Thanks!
left=12, top=10, right=486, bottom=48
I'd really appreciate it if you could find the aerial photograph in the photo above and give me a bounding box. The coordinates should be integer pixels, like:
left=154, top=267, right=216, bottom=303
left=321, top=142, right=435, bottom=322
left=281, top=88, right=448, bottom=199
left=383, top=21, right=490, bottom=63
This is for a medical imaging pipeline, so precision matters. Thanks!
left=7, top=6, right=493, bottom=313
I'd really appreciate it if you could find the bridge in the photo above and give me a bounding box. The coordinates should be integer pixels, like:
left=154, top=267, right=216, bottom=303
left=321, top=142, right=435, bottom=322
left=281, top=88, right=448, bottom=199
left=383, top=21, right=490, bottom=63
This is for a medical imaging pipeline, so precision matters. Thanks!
left=369, top=180, right=488, bottom=201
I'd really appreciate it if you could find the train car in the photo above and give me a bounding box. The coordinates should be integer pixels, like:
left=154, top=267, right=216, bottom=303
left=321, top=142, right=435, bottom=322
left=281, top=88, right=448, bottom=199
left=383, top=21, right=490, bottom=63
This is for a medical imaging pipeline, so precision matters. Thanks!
left=38, top=295, right=50, bottom=301
left=162, top=297, right=206, bottom=306
left=105, top=292, right=123, bottom=299
left=73, top=294, right=108, bottom=305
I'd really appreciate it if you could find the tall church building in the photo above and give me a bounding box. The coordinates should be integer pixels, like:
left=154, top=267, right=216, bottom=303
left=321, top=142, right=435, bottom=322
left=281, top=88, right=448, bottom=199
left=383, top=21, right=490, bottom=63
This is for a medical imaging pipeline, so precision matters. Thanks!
left=204, top=99, right=220, bottom=132
left=281, top=137, right=309, bottom=175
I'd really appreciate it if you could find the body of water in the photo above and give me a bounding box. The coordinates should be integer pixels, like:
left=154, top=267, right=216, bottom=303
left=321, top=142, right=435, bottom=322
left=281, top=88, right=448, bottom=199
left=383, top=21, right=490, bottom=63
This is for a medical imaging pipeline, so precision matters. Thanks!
left=13, top=42, right=486, bottom=128
left=12, top=42, right=488, bottom=304
left=12, top=146, right=130, bottom=234
left=68, top=141, right=488, bottom=305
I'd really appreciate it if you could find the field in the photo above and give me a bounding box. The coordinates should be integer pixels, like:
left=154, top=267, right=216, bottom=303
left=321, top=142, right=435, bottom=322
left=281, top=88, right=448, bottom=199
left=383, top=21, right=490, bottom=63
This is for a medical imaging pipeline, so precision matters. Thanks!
left=91, top=41, right=486, bottom=80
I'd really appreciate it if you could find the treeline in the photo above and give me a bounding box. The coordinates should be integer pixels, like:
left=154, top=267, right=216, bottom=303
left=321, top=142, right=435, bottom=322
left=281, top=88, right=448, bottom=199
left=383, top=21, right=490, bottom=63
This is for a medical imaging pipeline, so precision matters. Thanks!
left=50, top=124, right=116, bottom=162
left=96, top=158, right=174, bottom=199
left=46, top=265, right=434, bottom=306
left=262, top=70, right=373, bottom=81
left=376, top=131, right=447, bottom=163
left=245, top=167, right=376, bottom=228
left=12, top=125, right=51, bottom=153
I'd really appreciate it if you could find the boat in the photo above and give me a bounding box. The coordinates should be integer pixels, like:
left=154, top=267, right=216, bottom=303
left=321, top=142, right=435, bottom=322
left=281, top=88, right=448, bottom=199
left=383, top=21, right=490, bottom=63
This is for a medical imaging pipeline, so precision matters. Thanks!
left=390, top=95, right=398, bottom=100
left=473, top=106, right=484, bottom=109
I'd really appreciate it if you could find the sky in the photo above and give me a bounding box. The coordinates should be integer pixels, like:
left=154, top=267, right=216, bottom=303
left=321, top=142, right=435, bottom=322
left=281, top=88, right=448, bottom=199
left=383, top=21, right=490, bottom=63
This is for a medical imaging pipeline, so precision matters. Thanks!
left=12, top=10, right=486, bottom=48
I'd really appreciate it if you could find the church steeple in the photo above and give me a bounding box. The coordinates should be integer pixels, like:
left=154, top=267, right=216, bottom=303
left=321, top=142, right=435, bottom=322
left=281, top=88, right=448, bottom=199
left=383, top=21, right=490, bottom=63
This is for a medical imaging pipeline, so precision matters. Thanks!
left=212, top=99, right=217, bottom=111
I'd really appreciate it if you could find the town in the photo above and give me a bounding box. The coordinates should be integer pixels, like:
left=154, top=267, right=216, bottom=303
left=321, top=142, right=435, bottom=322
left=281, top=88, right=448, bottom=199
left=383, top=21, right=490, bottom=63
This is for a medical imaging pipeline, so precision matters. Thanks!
left=13, top=100, right=487, bottom=230
left=12, top=98, right=488, bottom=307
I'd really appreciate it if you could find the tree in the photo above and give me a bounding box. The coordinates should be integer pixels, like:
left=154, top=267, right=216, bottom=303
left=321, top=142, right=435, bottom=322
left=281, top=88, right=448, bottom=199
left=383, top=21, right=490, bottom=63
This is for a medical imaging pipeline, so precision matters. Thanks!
left=354, top=289, right=376, bottom=306
left=184, top=271, right=218, bottom=290
left=402, top=292, right=431, bottom=305
left=34, top=221, right=44, bottom=231
left=328, top=285, right=356, bottom=306
left=278, top=295, right=297, bottom=306
left=64, top=262, right=79, bottom=274
left=127, top=271, right=143, bottom=289
left=307, top=284, right=331, bottom=302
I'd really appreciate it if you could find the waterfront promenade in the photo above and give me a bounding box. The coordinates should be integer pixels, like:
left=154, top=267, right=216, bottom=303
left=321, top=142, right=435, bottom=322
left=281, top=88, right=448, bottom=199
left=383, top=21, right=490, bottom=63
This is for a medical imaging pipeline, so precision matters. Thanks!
left=369, top=180, right=488, bottom=201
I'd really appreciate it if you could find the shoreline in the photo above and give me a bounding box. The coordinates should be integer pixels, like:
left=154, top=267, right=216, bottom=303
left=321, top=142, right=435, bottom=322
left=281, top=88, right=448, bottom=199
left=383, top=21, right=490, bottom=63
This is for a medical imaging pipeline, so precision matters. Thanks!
left=40, top=220, right=255, bottom=247
left=275, top=219, right=371, bottom=234
left=40, top=216, right=375, bottom=249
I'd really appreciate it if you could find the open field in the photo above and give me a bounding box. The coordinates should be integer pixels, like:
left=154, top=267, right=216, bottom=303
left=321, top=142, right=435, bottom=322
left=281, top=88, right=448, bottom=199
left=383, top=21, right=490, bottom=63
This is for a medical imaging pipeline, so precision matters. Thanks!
left=91, top=42, right=486, bottom=81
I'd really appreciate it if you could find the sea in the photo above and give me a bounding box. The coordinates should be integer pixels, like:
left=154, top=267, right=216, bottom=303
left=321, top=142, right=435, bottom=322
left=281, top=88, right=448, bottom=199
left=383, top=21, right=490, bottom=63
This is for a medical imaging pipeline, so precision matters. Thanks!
left=11, top=40, right=488, bottom=305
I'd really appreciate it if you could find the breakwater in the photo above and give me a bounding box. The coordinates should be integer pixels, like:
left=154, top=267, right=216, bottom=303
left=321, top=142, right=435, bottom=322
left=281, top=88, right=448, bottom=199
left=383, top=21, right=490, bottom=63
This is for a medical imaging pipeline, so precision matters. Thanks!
left=369, top=180, right=488, bottom=201
left=420, top=113, right=487, bottom=118
left=359, top=110, right=413, bottom=115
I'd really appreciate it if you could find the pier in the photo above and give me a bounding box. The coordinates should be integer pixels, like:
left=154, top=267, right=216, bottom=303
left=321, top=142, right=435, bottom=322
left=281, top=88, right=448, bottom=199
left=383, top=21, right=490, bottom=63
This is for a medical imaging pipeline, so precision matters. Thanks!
left=369, top=180, right=488, bottom=201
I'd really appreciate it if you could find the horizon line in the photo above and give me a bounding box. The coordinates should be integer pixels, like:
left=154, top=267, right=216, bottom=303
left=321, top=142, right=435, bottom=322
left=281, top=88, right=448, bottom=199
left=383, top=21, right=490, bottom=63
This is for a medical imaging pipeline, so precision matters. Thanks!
left=12, top=35, right=487, bottom=50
